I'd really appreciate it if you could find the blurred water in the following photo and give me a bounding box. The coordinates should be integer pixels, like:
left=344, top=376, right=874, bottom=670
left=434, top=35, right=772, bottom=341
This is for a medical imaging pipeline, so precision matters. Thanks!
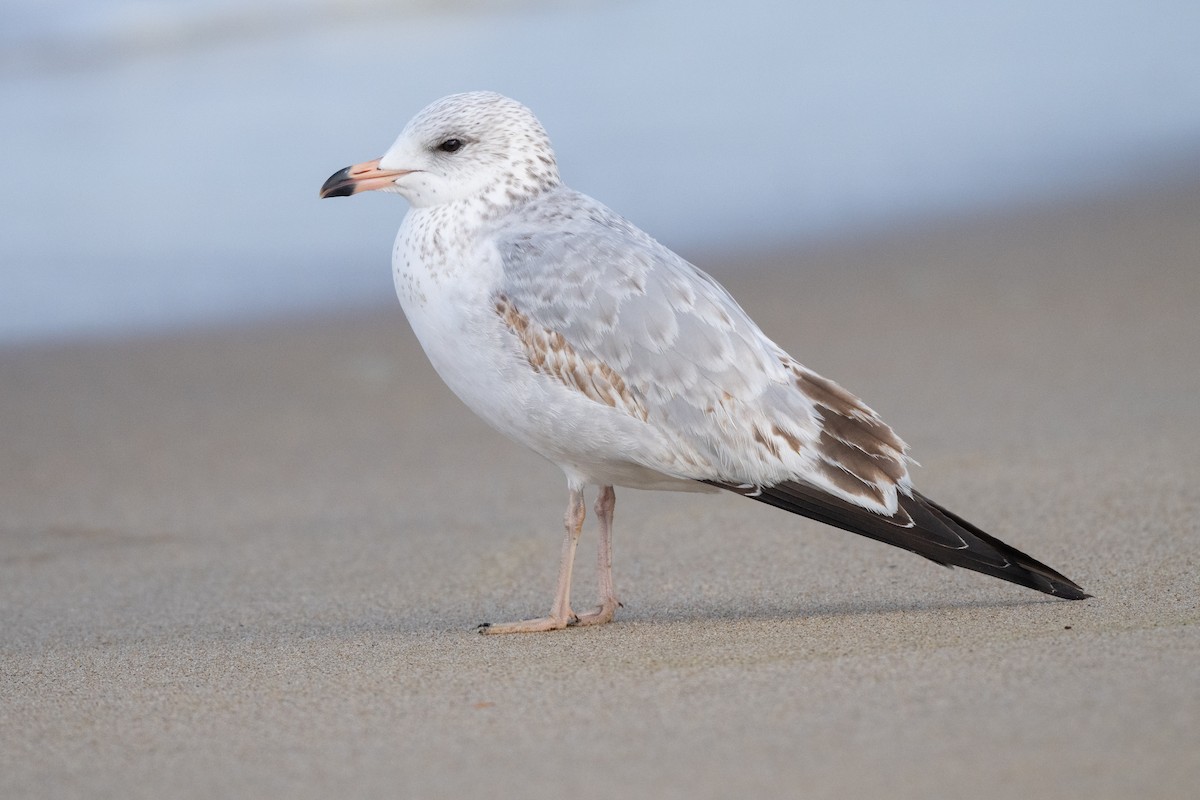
left=2, top=0, right=1199, bottom=343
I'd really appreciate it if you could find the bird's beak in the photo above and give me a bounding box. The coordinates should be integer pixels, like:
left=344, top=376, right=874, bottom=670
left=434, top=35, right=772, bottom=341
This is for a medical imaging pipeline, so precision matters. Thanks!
left=319, top=158, right=412, bottom=198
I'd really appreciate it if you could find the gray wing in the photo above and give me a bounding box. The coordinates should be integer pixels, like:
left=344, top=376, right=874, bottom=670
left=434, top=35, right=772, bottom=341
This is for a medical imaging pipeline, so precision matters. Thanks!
left=491, top=188, right=912, bottom=515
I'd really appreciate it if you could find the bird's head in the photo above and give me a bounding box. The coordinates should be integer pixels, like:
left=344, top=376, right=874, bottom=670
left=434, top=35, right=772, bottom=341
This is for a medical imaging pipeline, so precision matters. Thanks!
left=319, top=91, right=561, bottom=209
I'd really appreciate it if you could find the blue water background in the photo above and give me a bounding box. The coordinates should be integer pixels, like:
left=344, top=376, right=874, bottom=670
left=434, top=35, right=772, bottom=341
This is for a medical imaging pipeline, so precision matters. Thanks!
left=3, top=0, right=1198, bottom=342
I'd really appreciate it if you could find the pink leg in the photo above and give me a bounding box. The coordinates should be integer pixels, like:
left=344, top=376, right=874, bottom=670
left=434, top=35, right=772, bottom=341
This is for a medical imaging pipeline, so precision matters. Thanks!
left=573, top=485, right=620, bottom=627
left=479, top=487, right=586, bottom=634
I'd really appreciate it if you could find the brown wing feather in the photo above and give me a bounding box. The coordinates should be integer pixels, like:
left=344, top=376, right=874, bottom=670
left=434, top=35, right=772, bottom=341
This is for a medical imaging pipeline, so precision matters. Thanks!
left=788, top=361, right=912, bottom=515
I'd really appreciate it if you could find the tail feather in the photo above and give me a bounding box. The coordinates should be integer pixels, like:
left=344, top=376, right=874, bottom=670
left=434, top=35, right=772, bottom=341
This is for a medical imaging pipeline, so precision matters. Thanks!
left=709, top=480, right=1089, bottom=600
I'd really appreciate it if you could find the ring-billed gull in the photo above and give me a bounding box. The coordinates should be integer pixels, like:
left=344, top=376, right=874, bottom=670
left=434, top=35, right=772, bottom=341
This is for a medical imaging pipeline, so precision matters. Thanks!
left=320, top=91, right=1088, bottom=634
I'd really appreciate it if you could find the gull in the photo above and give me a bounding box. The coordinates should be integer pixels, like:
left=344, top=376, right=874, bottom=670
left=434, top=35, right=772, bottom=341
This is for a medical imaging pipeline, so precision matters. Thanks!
left=320, top=91, right=1088, bottom=633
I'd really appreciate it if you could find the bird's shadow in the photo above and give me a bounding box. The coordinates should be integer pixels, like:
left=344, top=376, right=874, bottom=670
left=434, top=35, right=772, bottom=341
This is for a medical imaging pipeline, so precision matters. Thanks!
left=624, top=592, right=1075, bottom=628
left=197, top=592, right=1082, bottom=642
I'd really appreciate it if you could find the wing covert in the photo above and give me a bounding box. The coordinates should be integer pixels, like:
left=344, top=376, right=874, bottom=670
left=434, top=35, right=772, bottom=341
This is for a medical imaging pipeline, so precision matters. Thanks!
left=492, top=188, right=912, bottom=513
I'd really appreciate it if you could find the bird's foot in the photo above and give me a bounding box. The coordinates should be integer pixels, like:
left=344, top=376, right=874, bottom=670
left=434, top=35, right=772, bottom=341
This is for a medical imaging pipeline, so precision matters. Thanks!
left=570, top=598, right=621, bottom=627
left=478, top=611, right=578, bottom=635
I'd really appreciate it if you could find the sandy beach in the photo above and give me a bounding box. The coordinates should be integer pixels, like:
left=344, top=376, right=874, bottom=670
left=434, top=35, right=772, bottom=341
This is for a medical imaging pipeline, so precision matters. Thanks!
left=2, top=178, right=1198, bottom=798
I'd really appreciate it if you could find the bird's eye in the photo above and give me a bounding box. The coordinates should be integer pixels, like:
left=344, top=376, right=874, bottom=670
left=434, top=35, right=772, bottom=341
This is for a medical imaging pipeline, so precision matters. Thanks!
left=438, top=138, right=463, bottom=153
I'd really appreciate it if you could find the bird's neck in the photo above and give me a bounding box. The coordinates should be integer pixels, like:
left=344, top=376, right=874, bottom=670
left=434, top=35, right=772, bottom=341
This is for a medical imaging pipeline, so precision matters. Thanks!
left=395, top=196, right=504, bottom=292
left=473, top=173, right=561, bottom=221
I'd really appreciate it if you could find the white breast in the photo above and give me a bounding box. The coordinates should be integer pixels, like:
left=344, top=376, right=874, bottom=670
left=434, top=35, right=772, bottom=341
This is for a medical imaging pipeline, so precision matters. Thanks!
left=392, top=206, right=507, bottom=416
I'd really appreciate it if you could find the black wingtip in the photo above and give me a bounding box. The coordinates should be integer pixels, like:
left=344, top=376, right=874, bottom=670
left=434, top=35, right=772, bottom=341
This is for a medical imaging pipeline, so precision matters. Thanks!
left=908, top=491, right=1090, bottom=600
left=711, top=480, right=1090, bottom=601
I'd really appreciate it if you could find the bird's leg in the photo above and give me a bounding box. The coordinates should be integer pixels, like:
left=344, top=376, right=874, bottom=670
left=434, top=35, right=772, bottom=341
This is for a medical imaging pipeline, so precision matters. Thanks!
left=479, top=487, right=586, bottom=634
left=572, top=485, right=620, bottom=626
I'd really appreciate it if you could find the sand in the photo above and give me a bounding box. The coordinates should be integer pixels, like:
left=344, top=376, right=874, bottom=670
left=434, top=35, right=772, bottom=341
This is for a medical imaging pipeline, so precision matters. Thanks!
left=2, top=178, right=1198, bottom=799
